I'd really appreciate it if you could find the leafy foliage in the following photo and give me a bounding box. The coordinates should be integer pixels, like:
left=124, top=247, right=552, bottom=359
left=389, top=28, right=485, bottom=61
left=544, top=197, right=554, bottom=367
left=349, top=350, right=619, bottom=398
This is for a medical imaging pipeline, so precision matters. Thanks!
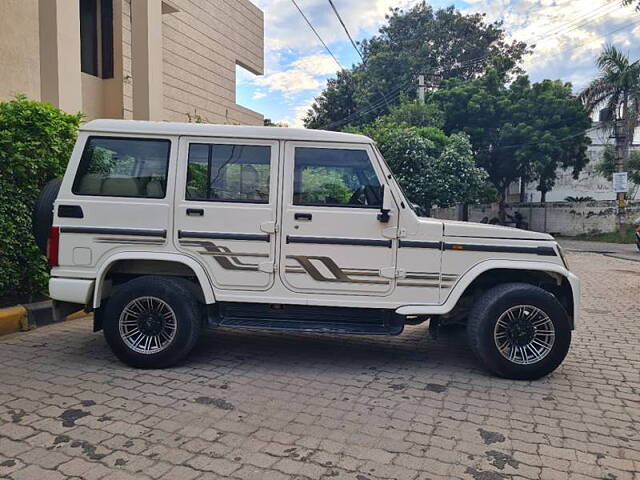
left=352, top=120, right=488, bottom=211
left=595, top=146, right=640, bottom=198
left=564, top=196, right=595, bottom=202
left=304, top=2, right=529, bottom=130
left=0, top=95, right=82, bottom=302
left=434, top=72, right=592, bottom=203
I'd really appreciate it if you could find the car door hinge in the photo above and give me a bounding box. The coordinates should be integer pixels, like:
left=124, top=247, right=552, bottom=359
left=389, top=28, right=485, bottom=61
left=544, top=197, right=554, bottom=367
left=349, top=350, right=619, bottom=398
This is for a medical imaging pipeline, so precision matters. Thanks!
left=260, top=221, right=278, bottom=233
left=379, top=267, right=406, bottom=279
left=382, top=227, right=406, bottom=239
left=258, top=262, right=277, bottom=273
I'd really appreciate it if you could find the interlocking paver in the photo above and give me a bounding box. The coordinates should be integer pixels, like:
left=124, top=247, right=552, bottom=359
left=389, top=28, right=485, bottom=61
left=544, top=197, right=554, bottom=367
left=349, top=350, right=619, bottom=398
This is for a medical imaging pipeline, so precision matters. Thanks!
left=0, top=251, right=638, bottom=480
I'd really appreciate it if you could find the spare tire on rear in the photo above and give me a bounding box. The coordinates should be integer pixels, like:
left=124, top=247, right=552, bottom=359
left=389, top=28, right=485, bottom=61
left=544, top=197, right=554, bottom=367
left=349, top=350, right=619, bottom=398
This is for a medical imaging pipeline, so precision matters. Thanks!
left=32, top=178, right=63, bottom=255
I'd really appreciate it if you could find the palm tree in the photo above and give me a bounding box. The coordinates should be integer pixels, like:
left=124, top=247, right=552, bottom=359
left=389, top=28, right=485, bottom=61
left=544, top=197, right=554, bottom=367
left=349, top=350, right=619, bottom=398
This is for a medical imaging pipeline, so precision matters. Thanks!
left=580, top=46, right=640, bottom=187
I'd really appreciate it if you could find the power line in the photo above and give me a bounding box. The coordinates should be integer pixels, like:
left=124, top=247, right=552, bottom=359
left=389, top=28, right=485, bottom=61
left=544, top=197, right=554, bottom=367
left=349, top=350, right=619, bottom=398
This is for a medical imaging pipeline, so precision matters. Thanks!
left=326, top=0, right=391, bottom=109
left=290, top=0, right=343, bottom=70
left=327, top=0, right=365, bottom=64
left=321, top=79, right=413, bottom=130
left=315, top=2, right=639, bottom=131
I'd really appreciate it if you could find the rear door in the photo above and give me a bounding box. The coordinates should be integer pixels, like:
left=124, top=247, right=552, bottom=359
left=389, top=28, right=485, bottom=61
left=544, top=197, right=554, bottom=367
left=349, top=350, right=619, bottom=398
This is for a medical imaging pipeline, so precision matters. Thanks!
left=279, top=142, right=398, bottom=296
left=56, top=134, right=175, bottom=271
left=174, top=137, right=279, bottom=291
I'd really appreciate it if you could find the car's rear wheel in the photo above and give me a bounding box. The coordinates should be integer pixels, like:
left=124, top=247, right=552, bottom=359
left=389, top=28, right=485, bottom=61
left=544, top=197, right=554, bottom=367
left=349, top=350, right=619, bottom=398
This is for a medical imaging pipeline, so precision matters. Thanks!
left=467, top=283, right=571, bottom=380
left=103, top=276, right=202, bottom=368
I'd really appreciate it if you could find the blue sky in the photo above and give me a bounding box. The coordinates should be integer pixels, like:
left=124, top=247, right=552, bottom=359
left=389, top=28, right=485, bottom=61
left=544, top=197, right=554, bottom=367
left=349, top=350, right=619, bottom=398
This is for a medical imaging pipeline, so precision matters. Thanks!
left=237, top=0, right=640, bottom=127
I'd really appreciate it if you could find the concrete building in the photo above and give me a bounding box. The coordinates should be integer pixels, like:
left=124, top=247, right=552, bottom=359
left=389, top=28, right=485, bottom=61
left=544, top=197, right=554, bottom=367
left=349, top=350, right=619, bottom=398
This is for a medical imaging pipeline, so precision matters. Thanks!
left=521, top=123, right=640, bottom=202
left=0, top=0, right=264, bottom=125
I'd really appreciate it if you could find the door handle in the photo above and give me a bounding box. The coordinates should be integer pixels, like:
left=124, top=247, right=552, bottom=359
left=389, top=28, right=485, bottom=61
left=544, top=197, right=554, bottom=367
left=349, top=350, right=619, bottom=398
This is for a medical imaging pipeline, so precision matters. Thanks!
left=294, top=213, right=312, bottom=221
left=187, top=208, right=204, bottom=216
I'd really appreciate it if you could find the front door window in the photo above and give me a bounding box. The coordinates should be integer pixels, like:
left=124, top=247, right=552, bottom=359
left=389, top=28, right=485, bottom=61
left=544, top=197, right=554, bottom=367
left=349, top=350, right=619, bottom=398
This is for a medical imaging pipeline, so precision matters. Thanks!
left=293, top=147, right=381, bottom=208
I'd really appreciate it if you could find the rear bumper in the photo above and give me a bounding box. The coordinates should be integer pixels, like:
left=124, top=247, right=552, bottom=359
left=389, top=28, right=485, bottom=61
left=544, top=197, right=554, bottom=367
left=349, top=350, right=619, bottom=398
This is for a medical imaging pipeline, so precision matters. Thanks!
left=49, top=277, right=95, bottom=306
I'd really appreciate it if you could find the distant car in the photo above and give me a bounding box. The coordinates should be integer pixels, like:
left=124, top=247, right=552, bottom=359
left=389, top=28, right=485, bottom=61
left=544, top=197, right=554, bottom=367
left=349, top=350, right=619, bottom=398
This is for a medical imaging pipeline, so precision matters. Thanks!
left=33, top=120, right=579, bottom=380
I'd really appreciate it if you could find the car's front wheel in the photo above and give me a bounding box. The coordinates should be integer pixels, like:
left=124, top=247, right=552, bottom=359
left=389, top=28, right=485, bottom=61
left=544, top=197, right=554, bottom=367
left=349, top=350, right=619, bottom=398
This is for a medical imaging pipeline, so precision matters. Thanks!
left=467, top=283, right=571, bottom=380
left=103, top=276, right=202, bottom=368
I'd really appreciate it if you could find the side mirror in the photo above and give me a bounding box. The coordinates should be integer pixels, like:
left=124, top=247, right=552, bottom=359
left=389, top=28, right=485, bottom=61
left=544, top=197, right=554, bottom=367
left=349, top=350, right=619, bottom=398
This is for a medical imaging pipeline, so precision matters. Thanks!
left=377, top=185, right=391, bottom=223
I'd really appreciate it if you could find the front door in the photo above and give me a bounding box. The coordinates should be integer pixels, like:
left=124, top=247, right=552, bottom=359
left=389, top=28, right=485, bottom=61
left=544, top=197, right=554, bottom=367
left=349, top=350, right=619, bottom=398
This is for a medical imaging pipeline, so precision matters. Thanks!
left=279, top=142, right=398, bottom=296
left=174, top=137, right=279, bottom=291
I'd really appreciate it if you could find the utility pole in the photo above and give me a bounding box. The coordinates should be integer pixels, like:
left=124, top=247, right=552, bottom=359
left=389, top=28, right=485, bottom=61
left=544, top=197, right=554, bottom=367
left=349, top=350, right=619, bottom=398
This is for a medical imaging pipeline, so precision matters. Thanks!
left=417, top=75, right=425, bottom=105
left=613, top=118, right=627, bottom=232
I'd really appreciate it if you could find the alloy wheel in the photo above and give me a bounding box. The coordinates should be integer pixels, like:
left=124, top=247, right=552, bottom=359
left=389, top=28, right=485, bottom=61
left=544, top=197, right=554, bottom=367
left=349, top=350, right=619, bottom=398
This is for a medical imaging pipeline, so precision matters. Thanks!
left=118, top=296, right=177, bottom=355
left=493, top=305, right=555, bottom=365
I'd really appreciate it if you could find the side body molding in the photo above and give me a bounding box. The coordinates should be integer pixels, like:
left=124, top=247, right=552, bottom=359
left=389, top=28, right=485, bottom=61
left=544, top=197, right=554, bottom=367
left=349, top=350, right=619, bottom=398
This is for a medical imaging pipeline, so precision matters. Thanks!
left=395, top=259, right=580, bottom=324
left=93, top=252, right=216, bottom=308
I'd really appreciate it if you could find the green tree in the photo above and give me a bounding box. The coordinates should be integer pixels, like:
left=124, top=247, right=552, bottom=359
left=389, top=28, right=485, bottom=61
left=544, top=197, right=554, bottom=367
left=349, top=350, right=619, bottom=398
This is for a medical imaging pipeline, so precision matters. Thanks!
left=353, top=122, right=488, bottom=213
left=0, top=96, right=82, bottom=303
left=579, top=46, right=640, bottom=191
left=596, top=146, right=640, bottom=198
left=304, top=2, right=529, bottom=130
left=434, top=72, right=591, bottom=212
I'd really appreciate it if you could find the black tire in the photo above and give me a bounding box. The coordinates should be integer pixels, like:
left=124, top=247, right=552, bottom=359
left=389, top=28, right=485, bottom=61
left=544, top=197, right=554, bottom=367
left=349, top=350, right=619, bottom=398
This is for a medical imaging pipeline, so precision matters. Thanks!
left=103, top=276, right=203, bottom=369
left=467, top=283, right=571, bottom=380
left=32, top=177, right=63, bottom=254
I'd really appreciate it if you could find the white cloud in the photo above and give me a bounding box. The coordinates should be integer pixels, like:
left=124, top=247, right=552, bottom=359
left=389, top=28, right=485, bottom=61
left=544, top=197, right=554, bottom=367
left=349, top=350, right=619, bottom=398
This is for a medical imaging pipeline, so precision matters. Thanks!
left=274, top=98, right=316, bottom=128
left=252, top=91, right=267, bottom=100
left=465, top=0, right=640, bottom=90
left=254, top=69, right=323, bottom=96
left=250, top=52, right=341, bottom=97
left=291, top=54, right=340, bottom=76
left=243, top=0, right=640, bottom=124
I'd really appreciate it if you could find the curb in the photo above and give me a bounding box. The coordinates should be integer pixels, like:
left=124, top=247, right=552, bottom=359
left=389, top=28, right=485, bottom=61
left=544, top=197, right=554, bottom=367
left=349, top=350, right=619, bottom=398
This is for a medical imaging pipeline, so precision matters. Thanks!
left=0, top=306, right=29, bottom=336
left=0, top=301, right=86, bottom=337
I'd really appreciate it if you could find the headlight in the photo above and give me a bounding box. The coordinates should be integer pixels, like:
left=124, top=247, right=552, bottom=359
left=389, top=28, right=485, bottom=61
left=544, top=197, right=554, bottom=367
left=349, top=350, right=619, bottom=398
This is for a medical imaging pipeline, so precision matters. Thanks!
left=556, top=243, right=570, bottom=270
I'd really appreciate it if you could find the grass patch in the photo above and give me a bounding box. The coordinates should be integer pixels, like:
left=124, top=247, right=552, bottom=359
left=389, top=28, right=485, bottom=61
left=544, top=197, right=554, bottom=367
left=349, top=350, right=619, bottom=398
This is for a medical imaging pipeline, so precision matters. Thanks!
left=573, top=224, right=637, bottom=244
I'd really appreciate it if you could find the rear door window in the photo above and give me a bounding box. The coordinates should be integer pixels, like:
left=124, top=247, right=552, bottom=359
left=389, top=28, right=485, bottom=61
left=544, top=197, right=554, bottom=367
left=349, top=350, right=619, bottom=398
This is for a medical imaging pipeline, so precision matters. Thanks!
left=186, top=143, right=271, bottom=203
left=73, top=136, right=171, bottom=198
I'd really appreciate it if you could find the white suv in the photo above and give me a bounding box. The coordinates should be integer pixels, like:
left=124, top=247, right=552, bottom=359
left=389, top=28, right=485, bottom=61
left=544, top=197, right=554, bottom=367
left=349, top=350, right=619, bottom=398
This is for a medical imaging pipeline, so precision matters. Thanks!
left=35, top=119, right=579, bottom=379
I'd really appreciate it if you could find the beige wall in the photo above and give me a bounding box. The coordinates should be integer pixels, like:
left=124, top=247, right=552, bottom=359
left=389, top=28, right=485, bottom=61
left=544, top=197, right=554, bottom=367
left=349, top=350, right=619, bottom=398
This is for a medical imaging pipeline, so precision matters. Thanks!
left=1, top=0, right=264, bottom=125
left=160, top=0, right=264, bottom=125
left=0, top=0, right=41, bottom=101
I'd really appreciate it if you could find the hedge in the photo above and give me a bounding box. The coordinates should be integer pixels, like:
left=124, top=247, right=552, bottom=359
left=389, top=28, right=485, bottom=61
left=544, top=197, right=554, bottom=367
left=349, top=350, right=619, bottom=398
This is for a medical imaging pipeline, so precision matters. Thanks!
left=0, top=95, right=82, bottom=304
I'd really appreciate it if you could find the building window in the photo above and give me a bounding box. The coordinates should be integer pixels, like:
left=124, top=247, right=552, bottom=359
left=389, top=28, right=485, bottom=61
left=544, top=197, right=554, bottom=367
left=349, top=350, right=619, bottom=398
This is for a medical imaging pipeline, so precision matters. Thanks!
left=80, top=0, right=113, bottom=78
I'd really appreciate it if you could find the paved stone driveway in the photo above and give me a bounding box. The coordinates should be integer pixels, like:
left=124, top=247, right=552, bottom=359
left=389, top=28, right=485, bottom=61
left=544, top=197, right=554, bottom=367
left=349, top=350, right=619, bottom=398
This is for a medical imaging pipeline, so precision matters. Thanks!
left=0, top=252, right=638, bottom=480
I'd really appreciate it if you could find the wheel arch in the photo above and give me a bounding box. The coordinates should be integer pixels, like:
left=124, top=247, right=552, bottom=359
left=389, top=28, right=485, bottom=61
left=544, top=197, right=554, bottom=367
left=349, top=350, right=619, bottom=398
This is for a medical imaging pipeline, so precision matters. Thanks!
left=93, top=252, right=216, bottom=309
left=396, top=260, right=580, bottom=328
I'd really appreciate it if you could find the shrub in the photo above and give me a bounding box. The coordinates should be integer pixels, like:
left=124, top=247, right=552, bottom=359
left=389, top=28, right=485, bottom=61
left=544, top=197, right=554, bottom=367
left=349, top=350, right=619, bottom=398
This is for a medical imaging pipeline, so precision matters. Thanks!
left=0, top=95, right=82, bottom=303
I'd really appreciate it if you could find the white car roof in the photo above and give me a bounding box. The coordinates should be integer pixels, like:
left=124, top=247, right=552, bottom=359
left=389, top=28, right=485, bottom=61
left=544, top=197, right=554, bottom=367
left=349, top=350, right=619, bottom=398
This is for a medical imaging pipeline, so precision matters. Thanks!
left=81, top=119, right=372, bottom=144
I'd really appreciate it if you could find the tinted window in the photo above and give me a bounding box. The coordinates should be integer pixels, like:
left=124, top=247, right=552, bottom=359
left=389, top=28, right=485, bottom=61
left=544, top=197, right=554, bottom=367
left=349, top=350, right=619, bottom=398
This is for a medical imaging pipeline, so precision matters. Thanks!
left=293, top=148, right=381, bottom=207
left=186, top=144, right=271, bottom=203
left=73, top=137, right=171, bottom=198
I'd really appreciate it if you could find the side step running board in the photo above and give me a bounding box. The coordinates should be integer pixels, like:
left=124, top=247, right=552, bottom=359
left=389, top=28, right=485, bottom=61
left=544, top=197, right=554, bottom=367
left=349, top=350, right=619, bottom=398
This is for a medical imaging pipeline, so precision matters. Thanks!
left=218, top=317, right=401, bottom=335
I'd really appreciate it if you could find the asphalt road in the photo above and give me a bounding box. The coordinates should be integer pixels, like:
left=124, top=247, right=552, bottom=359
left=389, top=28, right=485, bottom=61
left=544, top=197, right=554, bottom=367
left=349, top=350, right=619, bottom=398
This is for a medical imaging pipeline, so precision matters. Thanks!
left=557, top=238, right=639, bottom=262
